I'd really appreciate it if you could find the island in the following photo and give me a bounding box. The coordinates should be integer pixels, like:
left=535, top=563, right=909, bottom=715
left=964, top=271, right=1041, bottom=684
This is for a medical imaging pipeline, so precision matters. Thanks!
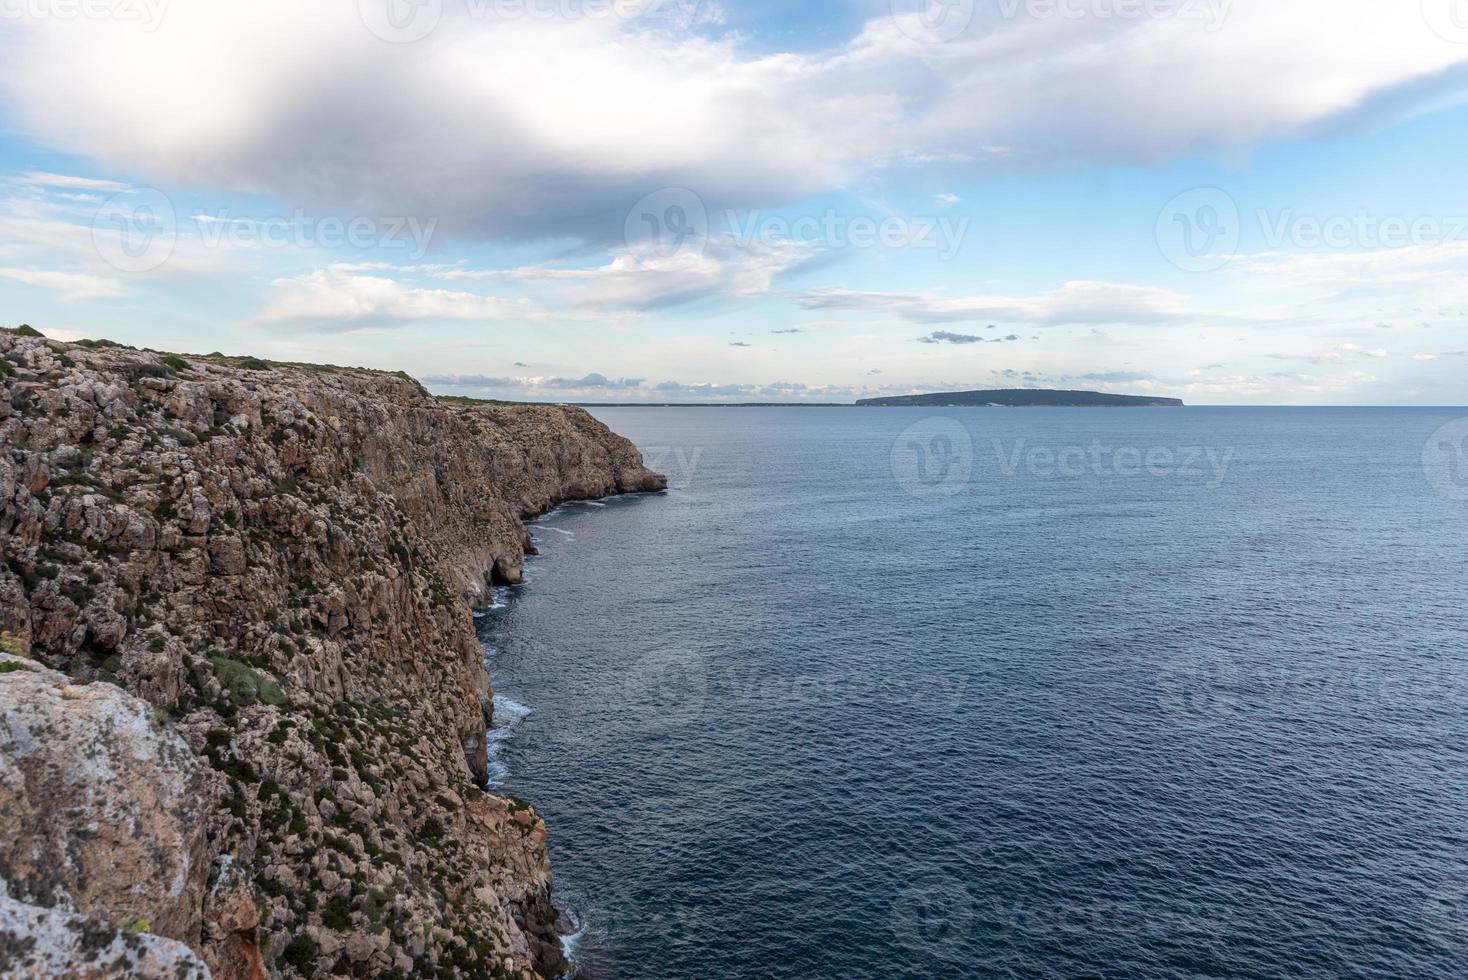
left=856, top=388, right=1184, bottom=408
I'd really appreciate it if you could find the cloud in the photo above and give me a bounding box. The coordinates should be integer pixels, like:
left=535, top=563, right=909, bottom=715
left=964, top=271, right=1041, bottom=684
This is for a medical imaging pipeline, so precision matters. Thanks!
left=805, top=281, right=1210, bottom=327
left=253, top=266, right=635, bottom=332
left=422, top=372, right=643, bottom=392
left=1229, top=242, right=1468, bottom=307
left=9, top=171, right=131, bottom=191
left=653, top=381, right=759, bottom=397
left=1076, top=371, right=1158, bottom=383
left=728, top=341, right=751, bottom=347
left=935, top=193, right=960, bottom=205
left=544, top=373, right=644, bottom=389
left=918, top=330, right=984, bottom=344
left=0, top=266, right=124, bottom=301
left=436, top=238, right=808, bottom=309
left=1270, top=342, right=1389, bottom=364
left=3, top=2, right=1463, bottom=244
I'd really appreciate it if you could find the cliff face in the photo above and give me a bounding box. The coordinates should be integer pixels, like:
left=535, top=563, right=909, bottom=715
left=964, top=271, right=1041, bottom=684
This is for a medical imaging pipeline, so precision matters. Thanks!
left=0, top=331, right=665, bottom=979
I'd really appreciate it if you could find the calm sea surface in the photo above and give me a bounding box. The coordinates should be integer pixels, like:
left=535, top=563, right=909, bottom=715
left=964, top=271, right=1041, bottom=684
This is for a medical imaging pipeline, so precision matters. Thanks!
left=476, top=407, right=1468, bottom=980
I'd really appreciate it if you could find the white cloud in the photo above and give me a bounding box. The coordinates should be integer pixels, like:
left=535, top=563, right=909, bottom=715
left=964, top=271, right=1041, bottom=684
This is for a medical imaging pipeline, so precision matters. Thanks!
left=0, top=266, right=124, bottom=301
left=1229, top=242, right=1468, bottom=301
left=9, top=171, right=131, bottom=191
left=1269, top=342, right=1389, bottom=365
left=253, top=266, right=638, bottom=332
left=436, top=237, right=809, bottom=309
left=798, top=280, right=1214, bottom=327
left=1, top=1, right=1462, bottom=243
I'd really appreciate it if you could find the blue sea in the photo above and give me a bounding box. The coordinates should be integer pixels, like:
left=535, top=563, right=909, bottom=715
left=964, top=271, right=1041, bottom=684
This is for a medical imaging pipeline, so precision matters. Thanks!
left=476, top=407, right=1468, bottom=980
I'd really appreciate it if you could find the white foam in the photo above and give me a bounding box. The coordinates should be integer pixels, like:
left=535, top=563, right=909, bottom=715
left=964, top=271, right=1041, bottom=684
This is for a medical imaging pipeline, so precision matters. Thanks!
left=559, top=908, right=585, bottom=970
left=540, top=526, right=575, bottom=537
left=485, top=694, right=533, bottom=786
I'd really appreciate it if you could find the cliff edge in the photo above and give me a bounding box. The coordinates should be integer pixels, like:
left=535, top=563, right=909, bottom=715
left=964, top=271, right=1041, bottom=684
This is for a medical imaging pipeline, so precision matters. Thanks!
left=0, top=330, right=665, bottom=979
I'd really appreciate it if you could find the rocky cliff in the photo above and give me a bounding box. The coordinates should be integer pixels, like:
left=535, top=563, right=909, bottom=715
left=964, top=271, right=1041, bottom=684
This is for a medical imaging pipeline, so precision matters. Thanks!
left=0, top=329, right=665, bottom=979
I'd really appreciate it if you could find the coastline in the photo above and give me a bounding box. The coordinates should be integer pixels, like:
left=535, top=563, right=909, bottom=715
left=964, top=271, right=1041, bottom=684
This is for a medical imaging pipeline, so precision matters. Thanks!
left=0, top=331, right=665, bottom=979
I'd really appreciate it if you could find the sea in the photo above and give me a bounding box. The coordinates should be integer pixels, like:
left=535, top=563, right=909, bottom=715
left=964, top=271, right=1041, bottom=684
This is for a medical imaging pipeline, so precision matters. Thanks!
left=475, top=406, right=1468, bottom=980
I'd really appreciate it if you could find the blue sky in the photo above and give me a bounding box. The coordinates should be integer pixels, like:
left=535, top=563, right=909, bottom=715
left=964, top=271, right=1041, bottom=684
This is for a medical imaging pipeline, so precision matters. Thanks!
left=2, top=0, right=1468, bottom=403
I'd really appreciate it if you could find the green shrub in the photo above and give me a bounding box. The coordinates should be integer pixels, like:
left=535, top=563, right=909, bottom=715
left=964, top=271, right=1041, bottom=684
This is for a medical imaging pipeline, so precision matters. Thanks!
left=0, top=357, right=12, bottom=378
left=281, top=934, right=317, bottom=972
left=209, top=655, right=288, bottom=707
left=321, top=896, right=353, bottom=930
left=5, top=324, right=42, bottom=337
left=160, top=353, right=191, bottom=372
left=238, top=357, right=271, bottom=371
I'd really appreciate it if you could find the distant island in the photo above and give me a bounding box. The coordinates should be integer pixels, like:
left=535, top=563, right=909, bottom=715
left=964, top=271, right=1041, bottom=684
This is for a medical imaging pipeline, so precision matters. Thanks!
left=856, top=388, right=1184, bottom=408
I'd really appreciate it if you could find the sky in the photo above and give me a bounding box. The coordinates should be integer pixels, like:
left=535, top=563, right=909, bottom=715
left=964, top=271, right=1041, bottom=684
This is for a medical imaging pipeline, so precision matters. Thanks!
left=1, top=0, right=1468, bottom=404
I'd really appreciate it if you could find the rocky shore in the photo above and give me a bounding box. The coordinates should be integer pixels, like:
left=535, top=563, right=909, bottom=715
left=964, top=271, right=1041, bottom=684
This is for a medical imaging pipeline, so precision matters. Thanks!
left=0, top=328, right=665, bottom=979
